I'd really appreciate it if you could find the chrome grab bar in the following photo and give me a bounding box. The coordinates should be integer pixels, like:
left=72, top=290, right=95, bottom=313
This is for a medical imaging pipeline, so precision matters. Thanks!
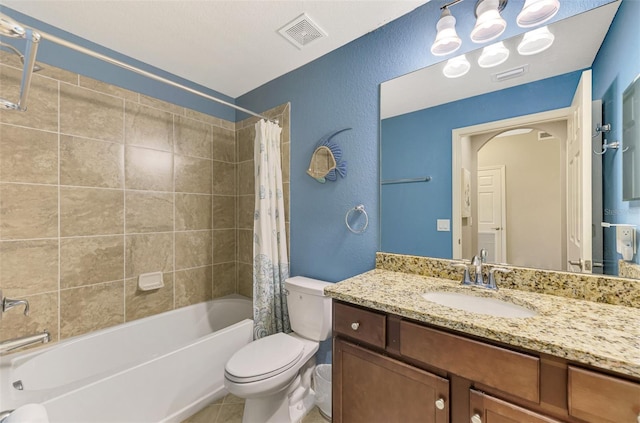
left=0, top=330, right=50, bottom=353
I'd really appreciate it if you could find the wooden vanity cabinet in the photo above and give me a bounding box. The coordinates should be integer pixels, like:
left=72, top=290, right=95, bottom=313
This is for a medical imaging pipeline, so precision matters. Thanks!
left=332, top=301, right=640, bottom=423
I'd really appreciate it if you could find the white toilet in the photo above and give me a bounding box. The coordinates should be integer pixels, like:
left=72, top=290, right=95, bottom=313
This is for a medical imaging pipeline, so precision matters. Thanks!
left=224, top=276, right=332, bottom=423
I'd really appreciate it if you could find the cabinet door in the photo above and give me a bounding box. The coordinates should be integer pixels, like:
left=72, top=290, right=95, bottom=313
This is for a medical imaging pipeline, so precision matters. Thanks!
left=469, top=390, right=562, bottom=423
left=333, top=338, right=449, bottom=423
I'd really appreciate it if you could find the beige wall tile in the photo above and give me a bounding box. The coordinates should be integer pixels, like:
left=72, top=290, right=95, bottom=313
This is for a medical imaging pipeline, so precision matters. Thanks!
left=0, top=183, right=58, bottom=240
left=212, top=126, right=235, bottom=162
left=60, top=281, right=124, bottom=339
left=139, top=94, right=185, bottom=115
left=0, top=125, right=58, bottom=184
left=237, top=195, right=253, bottom=230
left=237, top=229, right=253, bottom=264
left=0, top=292, right=59, bottom=343
left=283, top=182, right=290, bottom=223
left=282, top=142, right=290, bottom=183
left=175, top=230, right=212, bottom=270
left=125, top=232, right=173, bottom=278
left=213, top=195, right=236, bottom=230
left=80, top=76, right=139, bottom=101
left=213, top=262, right=237, bottom=298
left=60, top=135, right=124, bottom=188
left=175, top=116, right=212, bottom=159
left=238, top=263, right=253, bottom=298
left=0, top=239, right=58, bottom=296
left=0, top=66, right=58, bottom=132
left=60, top=83, right=123, bottom=142
left=60, top=235, right=124, bottom=289
left=0, top=50, right=24, bottom=69
left=125, top=146, right=173, bottom=192
left=126, top=191, right=174, bottom=233
left=125, top=102, right=174, bottom=152
left=213, top=161, right=236, bottom=195
left=236, top=126, right=254, bottom=163
left=125, top=273, right=173, bottom=321
left=176, top=193, right=212, bottom=231
left=184, top=108, right=224, bottom=127
left=175, top=266, right=212, bottom=308
left=213, top=229, right=236, bottom=264
left=38, top=66, right=78, bottom=86
left=60, top=187, right=124, bottom=237
left=175, top=155, right=212, bottom=194
left=237, top=161, right=254, bottom=196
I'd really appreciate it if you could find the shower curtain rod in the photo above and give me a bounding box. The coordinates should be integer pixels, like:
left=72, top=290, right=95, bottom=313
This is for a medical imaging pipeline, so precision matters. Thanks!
left=0, top=14, right=278, bottom=124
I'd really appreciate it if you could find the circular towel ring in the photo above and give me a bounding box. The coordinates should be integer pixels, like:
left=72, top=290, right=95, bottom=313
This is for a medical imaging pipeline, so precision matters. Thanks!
left=345, top=204, right=369, bottom=234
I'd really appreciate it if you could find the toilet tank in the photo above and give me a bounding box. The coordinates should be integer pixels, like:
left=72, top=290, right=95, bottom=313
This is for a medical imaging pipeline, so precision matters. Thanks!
left=285, top=276, right=333, bottom=341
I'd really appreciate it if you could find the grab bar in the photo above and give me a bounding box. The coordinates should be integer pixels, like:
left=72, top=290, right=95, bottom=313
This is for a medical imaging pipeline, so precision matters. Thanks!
left=381, top=176, right=432, bottom=185
left=0, top=330, right=50, bottom=353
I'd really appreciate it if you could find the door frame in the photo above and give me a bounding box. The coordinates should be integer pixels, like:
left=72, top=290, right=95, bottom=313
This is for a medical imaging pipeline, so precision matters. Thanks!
left=452, top=107, right=572, bottom=259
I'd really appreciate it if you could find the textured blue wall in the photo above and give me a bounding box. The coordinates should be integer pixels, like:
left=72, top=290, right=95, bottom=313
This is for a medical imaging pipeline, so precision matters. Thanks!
left=380, top=71, right=583, bottom=257
left=237, top=0, right=610, bottom=284
left=592, top=0, right=640, bottom=273
left=0, top=6, right=236, bottom=121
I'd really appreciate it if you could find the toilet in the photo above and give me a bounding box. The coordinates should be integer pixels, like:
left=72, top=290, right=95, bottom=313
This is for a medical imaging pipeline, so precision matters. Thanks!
left=224, top=276, right=332, bottom=423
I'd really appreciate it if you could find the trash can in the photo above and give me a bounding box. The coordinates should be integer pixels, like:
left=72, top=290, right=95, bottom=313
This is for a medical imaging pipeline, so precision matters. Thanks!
left=314, top=364, right=332, bottom=420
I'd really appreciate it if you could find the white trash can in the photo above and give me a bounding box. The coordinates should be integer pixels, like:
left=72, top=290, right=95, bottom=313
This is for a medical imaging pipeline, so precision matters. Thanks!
left=314, top=364, right=332, bottom=420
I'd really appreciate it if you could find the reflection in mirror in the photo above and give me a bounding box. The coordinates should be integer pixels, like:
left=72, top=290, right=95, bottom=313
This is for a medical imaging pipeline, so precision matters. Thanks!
left=623, top=76, right=640, bottom=200
left=380, top=0, right=640, bottom=279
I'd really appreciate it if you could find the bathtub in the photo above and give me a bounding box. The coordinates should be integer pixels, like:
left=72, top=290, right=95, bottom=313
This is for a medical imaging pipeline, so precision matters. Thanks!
left=0, top=295, right=253, bottom=423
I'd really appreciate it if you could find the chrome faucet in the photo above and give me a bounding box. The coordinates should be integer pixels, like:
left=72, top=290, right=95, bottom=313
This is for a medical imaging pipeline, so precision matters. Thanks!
left=452, top=249, right=511, bottom=290
left=0, top=330, right=50, bottom=353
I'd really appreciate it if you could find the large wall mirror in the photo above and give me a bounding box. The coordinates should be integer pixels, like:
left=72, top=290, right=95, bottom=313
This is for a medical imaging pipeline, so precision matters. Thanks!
left=380, top=0, right=640, bottom=279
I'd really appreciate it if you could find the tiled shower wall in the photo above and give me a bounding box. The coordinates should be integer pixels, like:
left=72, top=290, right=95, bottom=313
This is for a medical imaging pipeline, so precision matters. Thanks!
left=0, top=51, right=290, bottom=343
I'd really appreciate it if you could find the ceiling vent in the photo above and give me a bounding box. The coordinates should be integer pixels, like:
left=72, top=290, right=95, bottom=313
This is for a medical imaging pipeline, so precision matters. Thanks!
left=538, top=131, right=556, bottom=141
left=278, top=13, right=327, bottom=50
left=492, top=65, right=529, bottom=82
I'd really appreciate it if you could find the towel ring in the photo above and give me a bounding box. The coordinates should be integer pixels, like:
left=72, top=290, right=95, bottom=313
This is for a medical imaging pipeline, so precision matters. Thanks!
left=345, top=204, right=369, bottom=234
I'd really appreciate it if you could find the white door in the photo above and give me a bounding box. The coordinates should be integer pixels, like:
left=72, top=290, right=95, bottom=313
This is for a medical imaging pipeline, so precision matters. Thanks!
left=567, top=70, right=593, bottom=273
left=477, top=166, right=506, bottom=263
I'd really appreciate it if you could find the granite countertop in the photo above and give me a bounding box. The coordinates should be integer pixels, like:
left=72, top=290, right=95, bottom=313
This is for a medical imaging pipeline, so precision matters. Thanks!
left=325, top=269, right=640, bottom=379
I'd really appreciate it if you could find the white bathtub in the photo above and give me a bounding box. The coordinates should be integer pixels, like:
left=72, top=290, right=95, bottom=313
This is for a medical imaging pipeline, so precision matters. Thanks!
left=0, top=295, right=253, bottom=423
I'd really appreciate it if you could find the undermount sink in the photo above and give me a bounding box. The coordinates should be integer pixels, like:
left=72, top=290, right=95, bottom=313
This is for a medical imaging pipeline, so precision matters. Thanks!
left=421, top=291, right=538, bottom=318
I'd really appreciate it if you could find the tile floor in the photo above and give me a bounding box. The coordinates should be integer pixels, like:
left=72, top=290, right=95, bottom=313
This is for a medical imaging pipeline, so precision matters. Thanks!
left=183, top=394, right=329, bottom=423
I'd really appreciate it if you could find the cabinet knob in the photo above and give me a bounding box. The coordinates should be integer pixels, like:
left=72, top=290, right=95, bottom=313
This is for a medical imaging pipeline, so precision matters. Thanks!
left=351, top=322, right=360, bottom=331
left=637, top=413, right=640, bottom=423
left=435, top=398, right=445, bottom=410
left=471, top=414, right=482, bottom=423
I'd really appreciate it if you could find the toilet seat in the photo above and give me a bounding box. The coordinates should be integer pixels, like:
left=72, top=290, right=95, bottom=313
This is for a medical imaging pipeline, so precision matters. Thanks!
left=225, top=333, right=304, bottom=383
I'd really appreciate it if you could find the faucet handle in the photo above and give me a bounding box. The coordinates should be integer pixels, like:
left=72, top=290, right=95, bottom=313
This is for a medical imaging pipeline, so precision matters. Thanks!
left=451, top=263, right=473, bottom=285
left=488, top=267, right=511, bottom=290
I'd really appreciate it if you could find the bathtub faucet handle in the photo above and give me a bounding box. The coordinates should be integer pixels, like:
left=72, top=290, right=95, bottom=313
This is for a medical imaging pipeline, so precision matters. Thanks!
left=2, top=296, right=30, bottom=316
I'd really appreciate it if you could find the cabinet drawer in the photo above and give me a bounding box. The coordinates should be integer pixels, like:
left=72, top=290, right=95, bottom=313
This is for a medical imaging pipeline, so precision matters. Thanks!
left=568, top=366, right=640, bottom=423
left=333, top=302, right=386, bottom=349
left=400, top=321, right=540, bottom=403
left=470, top=389, right=562, bottom=423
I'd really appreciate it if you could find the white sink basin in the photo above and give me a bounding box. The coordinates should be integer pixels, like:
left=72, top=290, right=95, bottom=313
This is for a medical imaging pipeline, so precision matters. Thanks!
left=421, top=291, right=537, bottom=318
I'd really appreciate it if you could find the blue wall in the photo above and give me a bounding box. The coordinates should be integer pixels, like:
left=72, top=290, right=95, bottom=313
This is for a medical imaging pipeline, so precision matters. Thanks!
left=592, top=0, right=640, bottom=273
left=236, top=0, right=610, bottom=283
left=380, top=71, right=583, bottom=257
left=0, top=6, right=236, bottom=121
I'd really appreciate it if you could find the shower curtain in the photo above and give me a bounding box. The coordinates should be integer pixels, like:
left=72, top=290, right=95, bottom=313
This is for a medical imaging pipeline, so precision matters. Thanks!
left=253, top=119, right=290, bottom=339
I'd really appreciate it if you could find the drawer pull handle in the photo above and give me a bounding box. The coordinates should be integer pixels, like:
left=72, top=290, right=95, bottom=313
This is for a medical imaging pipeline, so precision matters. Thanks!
left=471, top=414, right=482, bottom=423
left=351, top=322, right=360, bottom=331
left=435, top=398, right=445, bottom=410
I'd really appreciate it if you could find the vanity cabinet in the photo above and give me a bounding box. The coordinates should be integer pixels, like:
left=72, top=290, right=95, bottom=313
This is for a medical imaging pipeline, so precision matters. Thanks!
left=332, top=301, right=640, bottom=423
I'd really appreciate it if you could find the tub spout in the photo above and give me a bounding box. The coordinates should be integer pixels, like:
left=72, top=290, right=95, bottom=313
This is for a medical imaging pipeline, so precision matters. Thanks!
left=2, top=297, right=30, bottom=316
left=0, top=330, right=50, bottom=353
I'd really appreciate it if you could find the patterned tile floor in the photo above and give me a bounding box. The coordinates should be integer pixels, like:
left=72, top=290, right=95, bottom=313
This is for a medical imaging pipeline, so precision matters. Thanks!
left=183, top=394, right=329, bottom=423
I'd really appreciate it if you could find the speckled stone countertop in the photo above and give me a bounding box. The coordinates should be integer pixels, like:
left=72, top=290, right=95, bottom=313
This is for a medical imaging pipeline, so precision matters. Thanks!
left=325, top=269, right=640, bottom=379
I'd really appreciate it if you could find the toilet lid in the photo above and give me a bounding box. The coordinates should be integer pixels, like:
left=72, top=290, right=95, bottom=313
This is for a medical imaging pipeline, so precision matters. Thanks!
left=225, top=333, right=304, bottom=383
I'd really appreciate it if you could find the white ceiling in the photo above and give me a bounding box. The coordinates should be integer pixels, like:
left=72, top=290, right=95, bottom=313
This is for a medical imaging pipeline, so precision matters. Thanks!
left=1, top=0, right=430, bottom=98
left=381, top=1, right=620, bottom=119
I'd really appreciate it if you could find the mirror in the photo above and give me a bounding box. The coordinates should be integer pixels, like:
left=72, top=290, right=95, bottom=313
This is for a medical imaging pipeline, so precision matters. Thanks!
left=623, top=76, right=640, bottom=200
left=380, top=1, right=640, bottom=279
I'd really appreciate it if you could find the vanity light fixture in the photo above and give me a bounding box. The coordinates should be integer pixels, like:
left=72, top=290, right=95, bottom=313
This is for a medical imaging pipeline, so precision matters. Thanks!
left=431, top=7, right=462, bottom=56
left=470, top=0, right=507, bottom=43
left=517, top=0, right=560, bottom=28
left=443, top=54, right=471, bottom=78
left=477, top=41, right=510, bottom=68
left=517, top=26, right=555, bottom=55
